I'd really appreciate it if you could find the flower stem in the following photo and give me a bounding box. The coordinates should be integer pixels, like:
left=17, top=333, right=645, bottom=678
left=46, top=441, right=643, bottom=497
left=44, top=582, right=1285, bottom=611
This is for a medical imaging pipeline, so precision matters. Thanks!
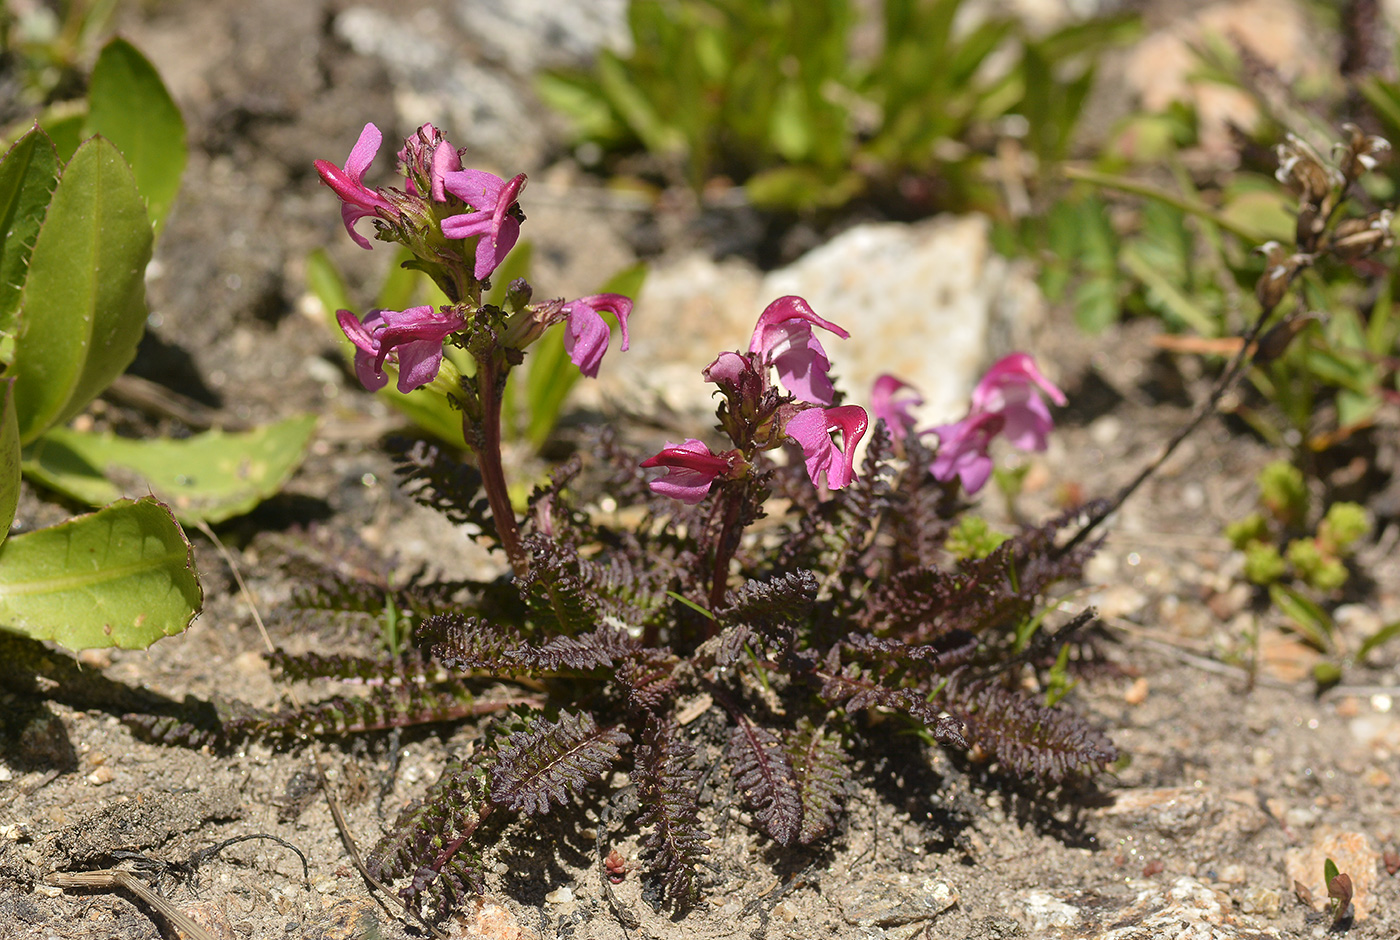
left=473, top=359, right=529, bottom=578
left=706, top=486, right=744, bottom=623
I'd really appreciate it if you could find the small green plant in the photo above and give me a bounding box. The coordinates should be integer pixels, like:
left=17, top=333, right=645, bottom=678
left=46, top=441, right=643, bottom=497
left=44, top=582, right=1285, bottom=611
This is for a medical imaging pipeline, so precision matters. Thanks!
left=1324, top=857, right=1354, bottom=928
left=1225, top=460, right=1384, bottom=684
left=538, top=0, right=1137, bottom=212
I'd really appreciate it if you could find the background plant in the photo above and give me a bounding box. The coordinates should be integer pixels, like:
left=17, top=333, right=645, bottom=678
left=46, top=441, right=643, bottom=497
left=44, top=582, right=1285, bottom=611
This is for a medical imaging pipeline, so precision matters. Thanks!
left=538, top=0, right=1137, bottom=214
left=0, top=39, right=315, bottom=650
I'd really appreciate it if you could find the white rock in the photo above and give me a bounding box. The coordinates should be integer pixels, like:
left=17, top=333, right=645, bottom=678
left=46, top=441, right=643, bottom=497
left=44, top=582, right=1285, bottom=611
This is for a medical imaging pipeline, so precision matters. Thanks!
left=600, top=216, right=1046, bottom=426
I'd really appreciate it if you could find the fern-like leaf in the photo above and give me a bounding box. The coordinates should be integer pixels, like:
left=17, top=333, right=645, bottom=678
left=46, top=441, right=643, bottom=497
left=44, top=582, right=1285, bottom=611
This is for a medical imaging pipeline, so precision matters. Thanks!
left=387, top=436, right=493, bottom=537
left=635, top=717, right=710, bottom=906
left=787, top=718, right=850, bottom=844
left=490, top=710, right=630, bottom=815
left=728, top=715, right=802, bottom=846
left=369, top=756, right=492, bottom=912
left=947, top=682, right=1117, bottom=781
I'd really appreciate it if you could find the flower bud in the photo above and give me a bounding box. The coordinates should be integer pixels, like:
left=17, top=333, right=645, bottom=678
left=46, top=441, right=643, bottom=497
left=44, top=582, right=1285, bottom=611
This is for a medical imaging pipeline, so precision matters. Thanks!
left=1275, top=134, right=1339, bottom=206
left=1334, top=123, right=1391, bottom=181
left=1327, top=210, right=1395, bottom=260
left=1253, top=312, right=1318, bottom=364
left=1253, top=241, right=1307, bottom=311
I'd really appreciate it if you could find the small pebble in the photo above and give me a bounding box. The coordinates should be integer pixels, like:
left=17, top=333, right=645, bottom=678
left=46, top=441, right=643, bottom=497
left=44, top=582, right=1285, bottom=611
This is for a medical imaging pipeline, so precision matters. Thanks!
left=545, top=886, right=574, bottom=904
left=85, top=766, right=114, bottom=786
left=1240, top=886, right=1281, bottom=918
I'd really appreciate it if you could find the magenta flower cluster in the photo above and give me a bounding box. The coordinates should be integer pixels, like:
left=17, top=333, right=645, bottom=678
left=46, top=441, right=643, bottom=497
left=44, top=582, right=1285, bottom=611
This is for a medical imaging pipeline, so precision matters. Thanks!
left=871, top=353, right=1067, bottom=494
left=641, top=296, right=867, bottom=504
left=315, top=123, right=632, bottom=391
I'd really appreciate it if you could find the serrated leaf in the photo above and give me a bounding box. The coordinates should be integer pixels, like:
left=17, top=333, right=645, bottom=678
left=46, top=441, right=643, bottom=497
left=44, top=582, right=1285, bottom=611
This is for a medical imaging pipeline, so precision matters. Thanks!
left=0, top=126, right=61, bottom=340
left=85, top=38, right=187, bottom=237
left=0, top=497, right=201, bottom=650
left=21, top=415, right=317, bottom=524
left=9, top=136, right=151, bottom=444
left=0, top=380, right=19, bottom=544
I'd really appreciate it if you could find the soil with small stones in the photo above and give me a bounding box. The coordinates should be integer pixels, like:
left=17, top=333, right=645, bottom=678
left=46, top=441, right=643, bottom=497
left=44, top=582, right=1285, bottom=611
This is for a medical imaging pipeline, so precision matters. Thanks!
left=3, top=2, right=1400, bottom=939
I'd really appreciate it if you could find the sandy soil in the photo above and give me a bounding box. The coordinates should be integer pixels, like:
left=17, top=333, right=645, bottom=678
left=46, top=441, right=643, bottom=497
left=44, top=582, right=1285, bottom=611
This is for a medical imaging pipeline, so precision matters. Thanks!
left=3, top=2, right=1400, bottom=939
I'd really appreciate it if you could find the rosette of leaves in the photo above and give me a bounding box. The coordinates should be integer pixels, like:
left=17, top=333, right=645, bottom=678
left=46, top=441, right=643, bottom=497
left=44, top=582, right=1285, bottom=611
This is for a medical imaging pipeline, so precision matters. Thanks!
left=129, top=425, right=1117, bottom=918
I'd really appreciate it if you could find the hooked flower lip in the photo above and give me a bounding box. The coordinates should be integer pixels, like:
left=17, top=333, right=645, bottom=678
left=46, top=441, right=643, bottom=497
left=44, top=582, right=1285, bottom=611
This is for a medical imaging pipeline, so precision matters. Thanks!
left=336, top=304, right=465, bottom=394
left=441, top=170, right=527, bottom=280
left=640, top=439, right=733, bottom=504
left=785, top=404, right=868, bottom=491
left=315, top=123, right=395, bottom=250
left=968, top=353, right=1066, bottom=452
left=749, top=295, right=850, bottom=405
left=871, top=374, right=923, bottom=442
left=560, top=294, right=633, bottom=378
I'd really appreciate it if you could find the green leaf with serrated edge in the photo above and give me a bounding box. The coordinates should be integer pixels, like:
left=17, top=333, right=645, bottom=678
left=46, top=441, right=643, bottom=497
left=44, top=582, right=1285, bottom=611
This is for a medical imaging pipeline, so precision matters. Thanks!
left=22, top=415, right=317, bottom=525
left=85, top=38, right=187, bottom=237
left=0, top=380, right=19, bottom=544
left=0, top=127, right=61, bottom=342
left=0, top=497, right=201, bottom=651
left=9, top=136, right=151, bottom=445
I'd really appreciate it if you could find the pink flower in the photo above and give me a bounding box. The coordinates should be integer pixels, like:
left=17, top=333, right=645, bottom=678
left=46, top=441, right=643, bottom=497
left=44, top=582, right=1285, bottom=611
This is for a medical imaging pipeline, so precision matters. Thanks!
left=968, top=353, right=1067, bottom=452
left=441, top=169, right=527, bottom=280
left=560, top=294, right=633, bottom=378
left=315, top=123, right=395, bottom=250
left=749, top=296, right=850, bottom=405
left=871, top=374, right=923, bottom=442
left=640, top=439, right=734, bottom=504
left=785, top=405, right=868, bottom=491
left=929, top=410, right=1004, bottom=494
left=398, top=123, right=461, bottom=202
left=336, top=305, right=465, bottom=393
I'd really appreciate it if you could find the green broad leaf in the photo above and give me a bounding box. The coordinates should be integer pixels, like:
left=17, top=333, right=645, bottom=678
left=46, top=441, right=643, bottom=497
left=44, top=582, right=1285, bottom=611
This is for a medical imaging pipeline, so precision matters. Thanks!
left=9, top=136, right=151, bottom=445
left=0, top=497, right=201, bottom=651
left=1217, top=188, right=1293, bottom=243
left=0, top=380, right=20, bottom=545
left=85, top=38, right=187, bottom=237
left=0, top=127, right=61, bottom=340
left=745, top=165, right=864, bottom=210
left=1073, top=275, right=1120, bottom=333
left=25, top=102, right=88, bottom=163
left=22, top=415, right=318, bottom=525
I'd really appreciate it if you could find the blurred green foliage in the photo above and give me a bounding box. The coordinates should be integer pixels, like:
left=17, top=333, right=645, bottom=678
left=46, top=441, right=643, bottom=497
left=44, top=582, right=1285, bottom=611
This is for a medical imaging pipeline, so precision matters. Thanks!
left=1014, top=21, right=1400, bottom=462
left=0, top=0, right=118, bottom=109
left=538, top=0, right=1138, bottom=212
left=1225, top=459, right=1382, bottom=684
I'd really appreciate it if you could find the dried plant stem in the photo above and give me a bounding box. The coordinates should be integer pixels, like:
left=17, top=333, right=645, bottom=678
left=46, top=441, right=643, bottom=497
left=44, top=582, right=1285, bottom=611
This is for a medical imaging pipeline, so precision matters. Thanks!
left=1060, top=302, right=1279, bottom=557
left=46, top=870, right=219, bottom=940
